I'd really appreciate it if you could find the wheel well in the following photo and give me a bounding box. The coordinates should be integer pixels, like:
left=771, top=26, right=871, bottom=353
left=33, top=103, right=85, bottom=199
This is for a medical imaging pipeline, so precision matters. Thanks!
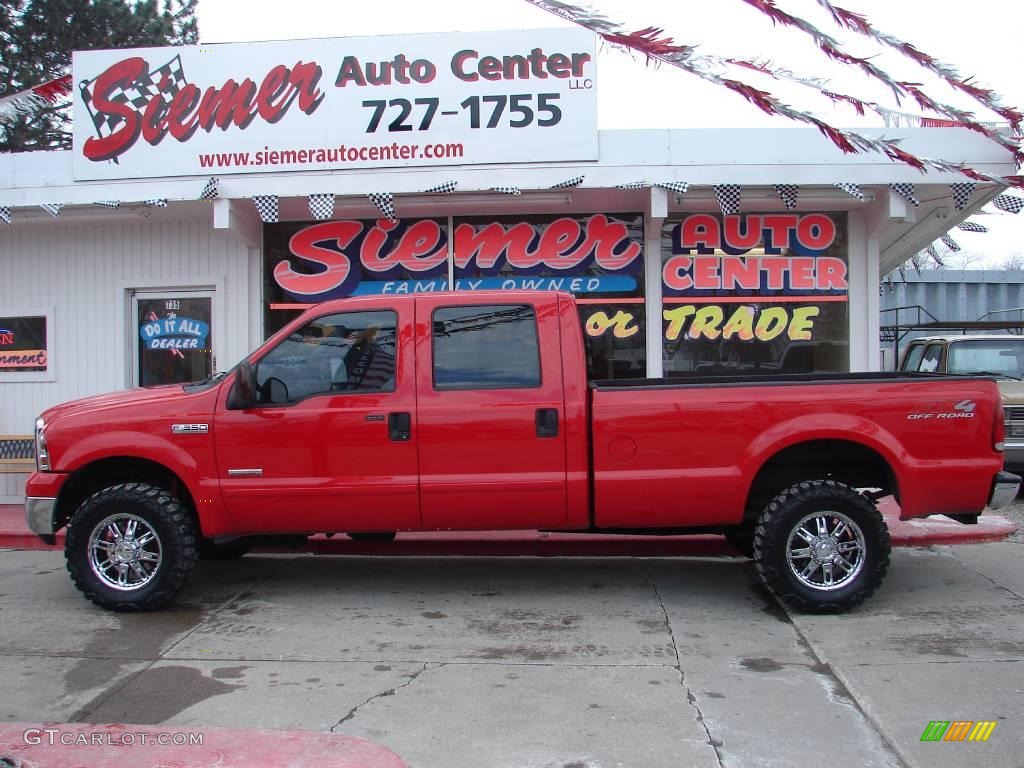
left=54, top=457, right=197, bottom=531
left=744, top=440, right=897, bottom=521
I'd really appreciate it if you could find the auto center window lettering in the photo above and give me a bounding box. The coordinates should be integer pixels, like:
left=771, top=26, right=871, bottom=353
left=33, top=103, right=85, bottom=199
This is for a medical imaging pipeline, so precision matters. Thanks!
left=263, top=213, right=647, bottom=380
left=0, top=315, right=47, bottom=372
left=432, top=304, right=541, bottom=390
left=256, top=311, right=397, bottom=404
left=661, top=212, right=850, bottom=376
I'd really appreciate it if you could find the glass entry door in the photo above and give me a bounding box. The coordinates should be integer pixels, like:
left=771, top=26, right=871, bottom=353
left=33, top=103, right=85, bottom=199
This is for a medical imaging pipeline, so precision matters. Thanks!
left=131, top=290, right=214, bottom=387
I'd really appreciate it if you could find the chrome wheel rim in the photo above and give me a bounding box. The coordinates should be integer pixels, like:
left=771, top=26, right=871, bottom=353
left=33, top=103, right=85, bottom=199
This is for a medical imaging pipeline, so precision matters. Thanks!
left=786, top=511, right=865, bottom=592
left=88, top=513, right=162, bottom=591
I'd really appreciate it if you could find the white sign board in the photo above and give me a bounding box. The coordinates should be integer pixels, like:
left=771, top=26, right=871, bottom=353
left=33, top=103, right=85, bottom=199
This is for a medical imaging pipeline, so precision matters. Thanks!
left=72, top=28, right=597, bottom=180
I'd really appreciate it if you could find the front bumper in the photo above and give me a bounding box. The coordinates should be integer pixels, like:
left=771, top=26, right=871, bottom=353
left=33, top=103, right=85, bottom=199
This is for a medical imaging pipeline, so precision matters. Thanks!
left=987, top=471, right=1021, bottom=509
left=26, top=496, right=58, bottom=535
left=1003, top=442, right=1024, bottom=474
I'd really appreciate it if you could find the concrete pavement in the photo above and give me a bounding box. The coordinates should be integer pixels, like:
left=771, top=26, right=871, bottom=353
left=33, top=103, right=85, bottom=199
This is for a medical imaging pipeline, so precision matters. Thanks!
left=1, top=539, right=1022, bottom=767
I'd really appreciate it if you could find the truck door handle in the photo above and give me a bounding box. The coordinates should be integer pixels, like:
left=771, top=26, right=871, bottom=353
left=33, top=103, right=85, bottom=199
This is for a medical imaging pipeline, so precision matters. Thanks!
left=388, top=412, right=411, bottom=442
left=535, top=408, right=559, bottom=438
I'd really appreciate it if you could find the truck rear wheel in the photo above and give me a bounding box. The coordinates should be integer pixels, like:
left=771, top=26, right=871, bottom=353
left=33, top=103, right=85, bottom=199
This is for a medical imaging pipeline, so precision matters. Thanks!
left=64, top=482, right=198, bottom=611
left=753, top=480, right=890, bottom=613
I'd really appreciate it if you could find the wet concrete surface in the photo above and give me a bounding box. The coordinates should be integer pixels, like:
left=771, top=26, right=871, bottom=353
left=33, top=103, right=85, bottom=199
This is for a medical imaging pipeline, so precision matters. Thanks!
left=0, top=540, right=1021, bottom=768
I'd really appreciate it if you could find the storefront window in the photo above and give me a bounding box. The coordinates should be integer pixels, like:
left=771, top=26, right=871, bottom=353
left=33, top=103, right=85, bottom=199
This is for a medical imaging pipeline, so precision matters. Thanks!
left=264, top=213, right=646, bottom=379
left=0, top=315, right=47, bottom=373
left=661, top=212, right=849, bottom=376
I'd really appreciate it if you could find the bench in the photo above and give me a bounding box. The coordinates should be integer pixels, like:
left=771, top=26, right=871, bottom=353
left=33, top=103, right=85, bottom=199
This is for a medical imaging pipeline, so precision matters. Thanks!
left=0, top=436, right=34, bottom=473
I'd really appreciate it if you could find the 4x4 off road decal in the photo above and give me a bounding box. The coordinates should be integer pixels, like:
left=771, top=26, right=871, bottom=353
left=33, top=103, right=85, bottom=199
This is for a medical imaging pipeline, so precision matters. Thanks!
left=907, top=400, right=978, bottom=420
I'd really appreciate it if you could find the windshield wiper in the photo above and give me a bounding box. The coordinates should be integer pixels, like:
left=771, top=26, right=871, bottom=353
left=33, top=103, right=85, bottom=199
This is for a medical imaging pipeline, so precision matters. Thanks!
left=961, top=370, right=1021, bottom=381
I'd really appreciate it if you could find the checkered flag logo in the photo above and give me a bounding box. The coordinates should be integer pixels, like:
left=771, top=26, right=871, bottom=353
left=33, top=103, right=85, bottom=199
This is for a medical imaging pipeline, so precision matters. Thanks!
left=774, top=184, right=799, bottom=210
left=369, top=192, right=397, bottom=222
left=424, top=181, right=458, bottom=194
left=94, top=200, right=120, bottom=209
left=143, top=199, right=167, bottom=208
left=714, top=184, right=741, bottom=215
left=940, top=234, right=960, bottom=252
left=927, top=244, right=944, bottom=267
left=992, top=194, right=1024, bottom=214
left=615, top=181, right=647, bottom=190
left=251, top=195, right=279, bottom=224
left=950, top=183, right=976, bottom=211
left=551, top=175, right=585, bottom=189
left=958, top=221, right=988, bottom=233
left=834, top=183, right=865, bottom=201
left=79, top=55, right=187, bottom=154
left=200, top=177, right=219, bottom=201
left=890, top=183, right=919, bottom=207
left=40, top=203, right=62, bottom=218
left=490, top=186, right=522, bottom=195
left=308, top=194, right=335, bottom=220
left=0, top=206, right=11, bottom=225
left=656, top=181, right=690, bottom=195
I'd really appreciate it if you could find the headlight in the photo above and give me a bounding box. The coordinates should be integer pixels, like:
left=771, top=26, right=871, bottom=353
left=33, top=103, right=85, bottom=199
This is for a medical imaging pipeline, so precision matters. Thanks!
left=34, top=417, right=50, bottom=472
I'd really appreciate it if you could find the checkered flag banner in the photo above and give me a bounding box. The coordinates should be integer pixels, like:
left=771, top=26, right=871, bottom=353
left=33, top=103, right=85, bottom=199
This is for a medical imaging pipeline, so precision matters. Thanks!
left=0, top=207, right=10, bottom=225
left=40, top=203, right=62, bottom=218
left=898, top=266, right=907, bottom=282
left=490, top=186, right=522, bottom=195
left=143, top=199, right=167, bottom=208
left=369, top=192, right=397, bottom=222
left=94, top=201, right=120, bottom=209
left=774, top=184, right=799, bottom=210
left=890, top=183, right=920, bottom=207
left=615, top=181, right=647, bottom=190
left=424, top=181, right=458, bottom=194
left=834, top=183, right=865, bottom=201
left=308, top=194, right=335, bottom=220
left=79, top=55, right=187, bottom=151
left=909, top=252, right=921, bottom=275
left=550, top=175, right=585, bottom=189
left=958, top=221, right=988, bottom=232
left=950, top=183, right=976, bottom=211
left=940, top=234, right=960, bottom=252
left=199, top=177, right=219, bottom=201
left=926, top=245, right=944, bottom=267
left=251, top=195, right=279, bottom=224
left=656, top=182, right=690, bottom=195
left=714, top=184, right=741, bottom=215
left=992, top=194, right=1024, bottom=214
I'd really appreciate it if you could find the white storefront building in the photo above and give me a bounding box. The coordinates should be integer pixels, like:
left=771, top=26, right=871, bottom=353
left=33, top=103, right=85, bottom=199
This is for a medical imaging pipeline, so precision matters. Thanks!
left=0, top=29, right=1017, bottom=501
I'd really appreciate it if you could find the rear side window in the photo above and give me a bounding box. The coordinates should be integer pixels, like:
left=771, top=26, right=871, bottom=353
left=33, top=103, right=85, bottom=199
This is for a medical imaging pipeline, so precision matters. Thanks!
left=432, top=304, right=541, bottom=390
left=918, top=343, right=943, bottom=373
left=901, top=343, right=925, bottom=371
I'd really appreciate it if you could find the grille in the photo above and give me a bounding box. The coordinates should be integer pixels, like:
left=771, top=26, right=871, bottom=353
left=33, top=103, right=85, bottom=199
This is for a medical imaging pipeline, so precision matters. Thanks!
left=1005, top=406, right=1024, bottom=441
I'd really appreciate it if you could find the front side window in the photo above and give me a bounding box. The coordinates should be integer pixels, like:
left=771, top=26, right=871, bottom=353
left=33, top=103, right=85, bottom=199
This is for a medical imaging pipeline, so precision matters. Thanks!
left=918, top=343, right=943, bottom=373
left=432, top=305, right=541, bottom=390
left=255, top=310, right=397, bottom=404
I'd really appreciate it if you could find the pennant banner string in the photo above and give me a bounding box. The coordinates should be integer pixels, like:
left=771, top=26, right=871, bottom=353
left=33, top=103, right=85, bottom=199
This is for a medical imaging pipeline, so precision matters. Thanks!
left=522, top=1, right=1022, bottom=187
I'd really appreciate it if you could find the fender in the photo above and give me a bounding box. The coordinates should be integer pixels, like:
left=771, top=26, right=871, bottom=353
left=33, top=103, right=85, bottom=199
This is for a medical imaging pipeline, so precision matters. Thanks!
left=741, top=412, right=906, bottom=501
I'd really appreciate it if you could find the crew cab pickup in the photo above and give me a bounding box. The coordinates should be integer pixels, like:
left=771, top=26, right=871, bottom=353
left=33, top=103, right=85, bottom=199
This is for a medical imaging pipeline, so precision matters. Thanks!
left=26, top=291, right=1019, bottom=613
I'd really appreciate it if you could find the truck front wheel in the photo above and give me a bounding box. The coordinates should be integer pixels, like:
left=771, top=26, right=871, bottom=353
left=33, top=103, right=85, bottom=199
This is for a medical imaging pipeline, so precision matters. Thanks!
left=753, top=480, right=890, bottom=613
left=64, top=483, right=199, bottom=611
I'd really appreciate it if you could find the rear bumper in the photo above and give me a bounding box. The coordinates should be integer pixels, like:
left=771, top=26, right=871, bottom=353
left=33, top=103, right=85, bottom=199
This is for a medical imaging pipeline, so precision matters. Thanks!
left=988, top=471, right=1021, bottom=509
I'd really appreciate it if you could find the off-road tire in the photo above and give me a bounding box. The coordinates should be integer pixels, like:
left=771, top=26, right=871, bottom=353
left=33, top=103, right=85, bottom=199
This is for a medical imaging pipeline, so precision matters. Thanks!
left=65, top=482, right=199, bottom=611
left=753, top=480, right=890, bottom=614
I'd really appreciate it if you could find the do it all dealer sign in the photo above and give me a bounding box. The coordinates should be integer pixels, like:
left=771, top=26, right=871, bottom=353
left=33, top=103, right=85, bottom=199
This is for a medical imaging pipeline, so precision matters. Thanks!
left=71, top=28, right=597, bottom=180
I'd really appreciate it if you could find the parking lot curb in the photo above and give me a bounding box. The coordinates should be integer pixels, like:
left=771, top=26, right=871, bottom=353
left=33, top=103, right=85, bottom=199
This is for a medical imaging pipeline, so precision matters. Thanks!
left=0, top=722, right=407, bottom=767
left=0, top=501, right=1014, bottom=556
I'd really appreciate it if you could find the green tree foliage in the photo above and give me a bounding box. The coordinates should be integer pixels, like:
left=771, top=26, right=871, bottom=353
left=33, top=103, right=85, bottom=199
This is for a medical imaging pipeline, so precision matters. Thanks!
left=0, top=0, right=198, bottom=152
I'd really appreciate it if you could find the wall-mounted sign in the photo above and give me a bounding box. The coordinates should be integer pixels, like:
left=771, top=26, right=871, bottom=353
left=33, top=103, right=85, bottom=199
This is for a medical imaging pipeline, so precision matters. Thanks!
left=0, top=316, right=48, bottom=372
left=72, top=28, right=597, bottom=180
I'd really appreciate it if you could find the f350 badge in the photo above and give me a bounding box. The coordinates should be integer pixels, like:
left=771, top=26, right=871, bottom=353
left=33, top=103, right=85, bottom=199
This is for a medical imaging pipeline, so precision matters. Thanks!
left=907, top=400, right=976, bottom=420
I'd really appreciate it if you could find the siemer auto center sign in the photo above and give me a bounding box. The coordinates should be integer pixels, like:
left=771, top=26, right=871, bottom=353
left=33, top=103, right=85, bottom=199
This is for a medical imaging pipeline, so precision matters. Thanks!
left=71, top=28, right=597, bottom=180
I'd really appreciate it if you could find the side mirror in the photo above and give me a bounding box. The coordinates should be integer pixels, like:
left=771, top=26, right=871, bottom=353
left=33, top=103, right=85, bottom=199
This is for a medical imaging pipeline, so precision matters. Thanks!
left=227, top=361, right=257, bottom=410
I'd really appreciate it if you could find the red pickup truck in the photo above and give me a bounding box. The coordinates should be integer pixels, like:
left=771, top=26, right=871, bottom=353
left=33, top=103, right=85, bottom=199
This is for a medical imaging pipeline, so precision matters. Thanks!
left=25, top=291, right=1019, bottom=613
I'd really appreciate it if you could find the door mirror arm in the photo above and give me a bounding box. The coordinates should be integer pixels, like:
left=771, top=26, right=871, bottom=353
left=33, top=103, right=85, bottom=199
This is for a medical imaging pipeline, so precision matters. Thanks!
left=227, top=361, right=257, bottom=410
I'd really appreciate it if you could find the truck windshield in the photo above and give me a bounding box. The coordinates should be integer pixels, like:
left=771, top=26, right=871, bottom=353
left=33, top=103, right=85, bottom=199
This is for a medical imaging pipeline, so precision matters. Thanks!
left=946, top=339, right=1024, bottom=379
